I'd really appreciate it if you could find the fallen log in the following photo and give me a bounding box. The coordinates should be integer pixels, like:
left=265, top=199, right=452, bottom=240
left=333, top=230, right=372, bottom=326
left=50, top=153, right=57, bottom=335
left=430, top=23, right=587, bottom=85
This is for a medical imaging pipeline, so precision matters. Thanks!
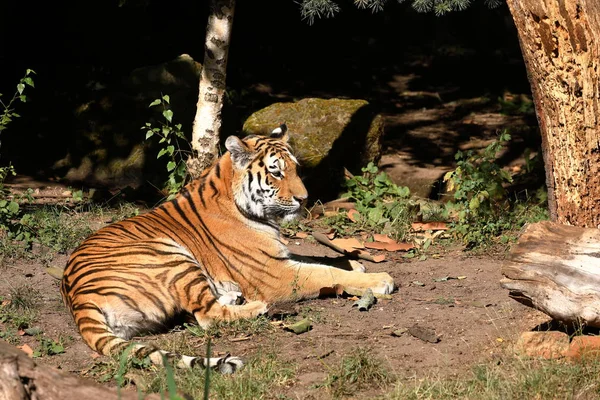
left=0, top=340, right=161, bottom=400
left=501, top=221, right=600, bottom=327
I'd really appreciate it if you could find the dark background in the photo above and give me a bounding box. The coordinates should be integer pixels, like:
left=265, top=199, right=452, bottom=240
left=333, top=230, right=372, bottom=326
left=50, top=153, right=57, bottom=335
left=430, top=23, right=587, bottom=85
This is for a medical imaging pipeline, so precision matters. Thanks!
left=0, top=0, right=532, bottom=198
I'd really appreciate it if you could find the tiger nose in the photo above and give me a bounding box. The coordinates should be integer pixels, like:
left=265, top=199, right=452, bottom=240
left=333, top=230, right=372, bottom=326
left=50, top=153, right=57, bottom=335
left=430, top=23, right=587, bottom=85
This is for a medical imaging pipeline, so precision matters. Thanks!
left=293, top=194, right=308, bottom=203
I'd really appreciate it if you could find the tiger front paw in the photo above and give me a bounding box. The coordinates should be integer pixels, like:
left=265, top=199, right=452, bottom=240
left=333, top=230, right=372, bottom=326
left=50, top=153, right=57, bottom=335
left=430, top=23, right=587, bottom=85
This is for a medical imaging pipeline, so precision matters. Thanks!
left=370, top=273, right=395, bottom=295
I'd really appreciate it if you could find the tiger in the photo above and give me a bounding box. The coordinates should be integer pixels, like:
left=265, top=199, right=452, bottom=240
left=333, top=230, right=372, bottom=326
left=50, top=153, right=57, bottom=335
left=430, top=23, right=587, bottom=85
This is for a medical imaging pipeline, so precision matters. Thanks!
left=60, top=124, right=395, bottom=373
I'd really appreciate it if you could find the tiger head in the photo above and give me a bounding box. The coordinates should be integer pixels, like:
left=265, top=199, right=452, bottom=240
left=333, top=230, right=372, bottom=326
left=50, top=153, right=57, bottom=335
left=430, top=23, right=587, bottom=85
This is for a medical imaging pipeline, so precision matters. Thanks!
left=225, top=124, right=308, bottom=224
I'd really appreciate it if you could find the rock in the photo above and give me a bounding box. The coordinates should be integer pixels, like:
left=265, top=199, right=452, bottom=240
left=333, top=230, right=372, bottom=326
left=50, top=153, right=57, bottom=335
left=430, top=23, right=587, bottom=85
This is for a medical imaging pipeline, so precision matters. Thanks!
left=566, top=336, right=600, bottom=360
left=242, top=98, right=384, bottom=201
left=515, top=331, right=569, bottom=359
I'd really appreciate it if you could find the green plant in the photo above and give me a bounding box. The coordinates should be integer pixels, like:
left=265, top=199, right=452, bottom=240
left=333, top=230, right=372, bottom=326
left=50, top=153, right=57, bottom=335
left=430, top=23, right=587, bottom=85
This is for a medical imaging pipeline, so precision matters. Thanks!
left=143, top=95, right=191, bottom=200
left=322, top=347, right=392, bottom=398
left=342, top=162, right=414, bottom=241
left=32, top=337, right=65, bottom=358
left=0, top=285, right=40, bottom=329
left=0, top=70, right=36, bottom=244
left=18, top=206, right=93, bottom=253
left=444, top=131, right=548, bottom=248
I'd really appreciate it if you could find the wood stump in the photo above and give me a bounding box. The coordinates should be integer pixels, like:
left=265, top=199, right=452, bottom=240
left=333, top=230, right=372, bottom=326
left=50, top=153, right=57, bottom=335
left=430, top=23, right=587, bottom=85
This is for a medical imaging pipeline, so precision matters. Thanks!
left=0, top=340, right=161, bottom=400
left=501, top=221, right=600, bottom=327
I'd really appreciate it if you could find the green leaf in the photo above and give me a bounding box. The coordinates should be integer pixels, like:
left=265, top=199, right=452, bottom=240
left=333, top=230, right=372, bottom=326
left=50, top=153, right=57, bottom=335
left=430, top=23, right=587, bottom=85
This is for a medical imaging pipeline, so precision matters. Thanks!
left=23, top=77, right=34, bottom=87
left=157, top=148, right=167, bottom=159
left=145, top=130, right=154, bottom=139
left=166, top=145, right=175, bottom=155
left=162, top=94, right=170, bottom=104
left=167, top=161, right=176, bottom=172
left=148, top=99, right=161, bottom=107
left=163, top=109, right=173, bottom=123
left=17, top=83, right=25, bottom=95
left=7, top=201, right=19, bottom=214
left=469, top=197, right=480, bottom=211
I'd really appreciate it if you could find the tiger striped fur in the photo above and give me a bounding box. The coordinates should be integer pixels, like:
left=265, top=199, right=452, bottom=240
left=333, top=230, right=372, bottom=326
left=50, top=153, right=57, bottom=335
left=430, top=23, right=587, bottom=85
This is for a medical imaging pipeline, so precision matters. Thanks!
left=60, top=124, right=395, bottom=373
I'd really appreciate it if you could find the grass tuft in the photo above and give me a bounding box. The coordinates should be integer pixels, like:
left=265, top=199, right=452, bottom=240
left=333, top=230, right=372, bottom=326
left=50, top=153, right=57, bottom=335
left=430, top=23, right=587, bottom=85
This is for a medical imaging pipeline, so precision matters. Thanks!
left=322, top=347, right=392, bottom=398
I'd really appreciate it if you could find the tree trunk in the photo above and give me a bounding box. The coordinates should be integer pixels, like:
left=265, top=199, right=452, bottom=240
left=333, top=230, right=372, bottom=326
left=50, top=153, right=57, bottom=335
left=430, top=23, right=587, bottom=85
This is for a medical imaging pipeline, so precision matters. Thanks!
left=505, top=0, right=600, bottom=227
left=501, top=221, right=600, bottom=327
left=0, top=340, right=161, bottom=400
left=189, top=0, right=235, bottom=177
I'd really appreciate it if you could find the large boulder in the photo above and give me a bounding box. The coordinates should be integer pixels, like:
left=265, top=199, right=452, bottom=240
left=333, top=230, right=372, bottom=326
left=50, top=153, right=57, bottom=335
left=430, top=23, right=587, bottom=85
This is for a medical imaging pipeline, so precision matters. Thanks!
left=242, top=98, right=384, bottom=202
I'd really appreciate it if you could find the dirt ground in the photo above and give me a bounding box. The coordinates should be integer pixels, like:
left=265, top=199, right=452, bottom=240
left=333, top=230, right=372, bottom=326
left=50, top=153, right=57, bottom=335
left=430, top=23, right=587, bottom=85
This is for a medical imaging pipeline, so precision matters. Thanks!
left=0, top=230, right=548, bottom=398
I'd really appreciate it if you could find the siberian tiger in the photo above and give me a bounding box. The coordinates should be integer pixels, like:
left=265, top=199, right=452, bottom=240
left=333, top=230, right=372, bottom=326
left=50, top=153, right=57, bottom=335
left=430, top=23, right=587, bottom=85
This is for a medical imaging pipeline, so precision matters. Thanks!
left=60, top=124, right=395, bottom=373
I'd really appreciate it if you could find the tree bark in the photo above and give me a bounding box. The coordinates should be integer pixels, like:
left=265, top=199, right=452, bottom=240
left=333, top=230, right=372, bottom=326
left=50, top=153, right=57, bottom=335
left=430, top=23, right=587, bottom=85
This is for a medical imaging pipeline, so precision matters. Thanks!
left=505, top=0, right=600, bottom=227
left=0, top=340, right=161, bottom=399
left=189, top=0, right=235, bottom=177
left=501, top=221, right=600, bottom=327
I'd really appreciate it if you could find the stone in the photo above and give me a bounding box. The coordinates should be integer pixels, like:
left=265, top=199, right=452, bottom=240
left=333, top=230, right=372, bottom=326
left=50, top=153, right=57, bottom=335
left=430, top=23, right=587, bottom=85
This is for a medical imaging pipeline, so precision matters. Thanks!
left=515, top=331, right=569, bottom=359
left=566, top=336, right=600, bottom=360
left=242, top=98, right=384, bottom=202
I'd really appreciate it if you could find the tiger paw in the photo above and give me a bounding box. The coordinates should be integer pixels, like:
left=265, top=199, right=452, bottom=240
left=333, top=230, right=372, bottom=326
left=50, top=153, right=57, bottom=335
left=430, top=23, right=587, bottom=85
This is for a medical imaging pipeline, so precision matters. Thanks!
left=370, top=273, right=395, bottom=295
left=242, top=300, right=269, bottom=317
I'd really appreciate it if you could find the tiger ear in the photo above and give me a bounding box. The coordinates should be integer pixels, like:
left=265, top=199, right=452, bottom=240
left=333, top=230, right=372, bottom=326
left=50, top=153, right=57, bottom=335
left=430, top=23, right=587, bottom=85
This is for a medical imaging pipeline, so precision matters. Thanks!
left=225, top=136, right=252, bottom=168
left=269, top=123, right=289, bottom=142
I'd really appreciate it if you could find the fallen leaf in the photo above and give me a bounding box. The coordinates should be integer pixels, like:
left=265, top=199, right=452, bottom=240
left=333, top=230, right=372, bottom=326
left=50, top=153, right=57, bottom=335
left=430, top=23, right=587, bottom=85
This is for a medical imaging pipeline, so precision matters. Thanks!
left=391, top=328, right=408, bottom=337
left=18, top=329, right=25, bottom=336
left=352, top=288, right=375, bottom=311
left=371, top=254, right=386, bottom=263
left=347, top=296, right=360, bottom=301
left=347, top=209, right=360, bottom=222
left=284, top=318, right=312, bottom=334
left=373, top=233, right=395, bottom=243
left=364, top=241, right=388, bottom=250
left=496, top=337, right=504, bottom=343
left=331, top=238, right=364, bottom=250
left=412, top=222, right=448, bottom=232
left=18, top=344, right=34, bottom=357
left=384, top=242, right=415, bottom=252
left=412, top=281, right=425, bottom=287
left=294, top=232, right=309, bottom=239
left=1, top=299, right=10, bottom=307
left=408, top=324, right=440, bottom=343
left=457, top=276, right=467, bottom=280
left=45, top=266, right=65, bottom=280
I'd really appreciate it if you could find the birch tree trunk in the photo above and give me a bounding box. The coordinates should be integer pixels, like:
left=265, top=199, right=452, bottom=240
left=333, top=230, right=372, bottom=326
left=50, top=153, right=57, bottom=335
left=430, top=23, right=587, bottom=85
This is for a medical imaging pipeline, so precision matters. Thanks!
left=189, top=0, right=235, bottom=177
left=505, top=0, right=600, bottom=227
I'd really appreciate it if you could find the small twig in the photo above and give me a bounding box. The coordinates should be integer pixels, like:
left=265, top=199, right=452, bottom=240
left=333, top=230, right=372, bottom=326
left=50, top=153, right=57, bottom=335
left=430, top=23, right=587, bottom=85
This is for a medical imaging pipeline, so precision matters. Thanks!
left=312, top=232, right=380, bottom=263
left=228, top=336, right=252, bottom=342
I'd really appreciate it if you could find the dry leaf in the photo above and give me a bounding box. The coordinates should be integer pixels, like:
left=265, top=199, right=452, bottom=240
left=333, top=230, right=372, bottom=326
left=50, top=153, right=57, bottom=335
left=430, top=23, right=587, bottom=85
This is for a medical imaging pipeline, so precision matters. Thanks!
left=18, top=344, right=34, bottom=357
left=18, top=329, right=25, bottom=336
left=284, top=318, right=312, bottom=334
left=364, top=241, right=388, bottom=250
left=412, top=222, right=449, bottom=232
left=295, top=232, right=309, bottom=239
left=352, top=288, right=375, bottom=311
left=347, top=209, right=360, bottom=222
left=384, top=242, right=415, bottom=252
left=373, top=234, right=395, bottom=243
left=331, top=238, right=364, bottom=250
left=371, top=254, right=386, bottom=263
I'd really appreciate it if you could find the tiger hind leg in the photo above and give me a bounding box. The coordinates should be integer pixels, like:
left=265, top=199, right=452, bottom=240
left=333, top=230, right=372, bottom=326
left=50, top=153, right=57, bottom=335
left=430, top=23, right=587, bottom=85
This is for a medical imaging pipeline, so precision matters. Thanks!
left=73, top=303, right=244, bottom=373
